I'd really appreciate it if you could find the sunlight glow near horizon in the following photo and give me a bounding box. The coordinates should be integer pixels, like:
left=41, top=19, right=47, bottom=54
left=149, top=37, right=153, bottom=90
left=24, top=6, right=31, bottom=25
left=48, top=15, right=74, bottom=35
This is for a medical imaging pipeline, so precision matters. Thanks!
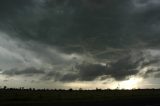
left=119, top=77, right=143, bottom=89
left=64, top=77, right=143, bottom=90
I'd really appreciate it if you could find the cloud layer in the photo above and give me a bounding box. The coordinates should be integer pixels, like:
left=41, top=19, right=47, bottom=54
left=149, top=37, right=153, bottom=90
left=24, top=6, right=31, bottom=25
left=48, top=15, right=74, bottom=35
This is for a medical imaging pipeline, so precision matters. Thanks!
left=0, top=0, right=160, bottom=88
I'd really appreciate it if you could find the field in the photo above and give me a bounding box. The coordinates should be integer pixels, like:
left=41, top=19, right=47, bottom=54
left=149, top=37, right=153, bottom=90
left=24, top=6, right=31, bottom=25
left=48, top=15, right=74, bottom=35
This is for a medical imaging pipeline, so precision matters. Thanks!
left=0, top=89, right=160, bottom=106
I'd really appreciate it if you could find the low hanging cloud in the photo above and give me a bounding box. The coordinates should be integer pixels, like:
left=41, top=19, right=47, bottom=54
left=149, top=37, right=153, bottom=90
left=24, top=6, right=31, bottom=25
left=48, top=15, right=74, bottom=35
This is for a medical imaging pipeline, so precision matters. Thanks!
left=74, top=52, right=144, bottom=81
left=2, top=67, right=45, bottom=76
left=76, top=63, right=107, bottom=81
left=56, top=51, right=160, bottom=82
left=1, top=48, right=160, bottom=83
left=40, top=52, right=147, bottom=82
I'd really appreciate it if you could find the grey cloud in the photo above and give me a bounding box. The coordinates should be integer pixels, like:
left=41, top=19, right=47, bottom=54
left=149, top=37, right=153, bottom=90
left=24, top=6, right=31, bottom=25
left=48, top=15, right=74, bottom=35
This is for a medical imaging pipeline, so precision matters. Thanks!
left=154, top=73, right=160, bottom=78
left=50, top=53, right=144, bottom=82
left=76, top=63, right=106, bottom=81
left=107, top=55, right=142, bottom=80
left=41, top=71, right=61, bottom=81
left=136, top=50, right=160, bottom=78
left=1, top=0, right=159, bottom=58
left=1, top=0, right=160, bottom=84
left=143, top=68, right=160, bottom=78
left=2, top=67, right=45, bottom=76
left=0, top=0, right=131, bottom=54
left=24, top=42, right=73, bottom=65
left=128, top=0, right=160, bottom=48
left=0, top=31, right=82, bottom=73
left=59, top=73, right=78, bottom=82
left=144, top=68, right=158, bottom=78
left=40, top=51, right=160, bottom=82
left=133, top=0, right=160, bottom=9
left=1, top=0, right=160, bottom=52
left=41, top=63, right=106, bottom=82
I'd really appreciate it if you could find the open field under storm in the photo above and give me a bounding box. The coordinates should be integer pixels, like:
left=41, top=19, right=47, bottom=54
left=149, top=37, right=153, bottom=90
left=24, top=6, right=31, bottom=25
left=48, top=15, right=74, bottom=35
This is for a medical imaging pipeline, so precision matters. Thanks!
left=0, top=89, right=160, bottom=106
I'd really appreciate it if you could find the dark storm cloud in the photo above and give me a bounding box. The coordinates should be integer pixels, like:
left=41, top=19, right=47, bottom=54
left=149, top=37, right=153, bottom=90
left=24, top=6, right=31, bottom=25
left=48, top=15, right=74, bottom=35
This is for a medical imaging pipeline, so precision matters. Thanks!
left=0, top=0, right=131, bottom=54
left=127, top=0, right=160, bottom=48
left=1, top=0, right=159, bottom=55
left=57, top=52, right=160, bottom=82
left=107, top=55, right=142, bottom=80
left=76, top=63, right=106, bottom=81
left=0, top=0, right=32, bottom=13
left=41, top=71, right=61, bottom=81
left=42, top=53, right=145, bottom=82
left=0, top=0, right=34, bottom=21
left=41, top=71, right=78, bottom=82
left=75, top=53, right=144, bottom=81
left=1, top=0, right=160, bottom=53
left=81, top=51, right=149, bottom=81
left=1, top=0, right=160, bottom=83
left=2, top=67, right=45, bottom=76
left=59, top=73, right=78, bottom=82
left=41, top=63, right=107, bottom=82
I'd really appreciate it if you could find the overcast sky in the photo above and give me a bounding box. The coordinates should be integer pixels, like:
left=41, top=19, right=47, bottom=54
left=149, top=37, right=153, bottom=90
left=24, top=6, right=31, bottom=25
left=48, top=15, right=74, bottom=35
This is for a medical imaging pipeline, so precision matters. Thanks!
left=0, top=0, right=160, bottom=89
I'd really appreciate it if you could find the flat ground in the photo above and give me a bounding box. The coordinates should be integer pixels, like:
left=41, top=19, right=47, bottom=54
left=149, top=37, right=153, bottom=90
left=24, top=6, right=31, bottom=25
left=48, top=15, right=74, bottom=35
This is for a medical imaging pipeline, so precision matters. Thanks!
left=0, top=89, right=160, bottom=106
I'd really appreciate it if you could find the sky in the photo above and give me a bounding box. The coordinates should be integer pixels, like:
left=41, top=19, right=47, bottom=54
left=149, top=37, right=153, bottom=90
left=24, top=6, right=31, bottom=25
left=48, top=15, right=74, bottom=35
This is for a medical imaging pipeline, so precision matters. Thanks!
left=0, top=0, right=160, bottom=89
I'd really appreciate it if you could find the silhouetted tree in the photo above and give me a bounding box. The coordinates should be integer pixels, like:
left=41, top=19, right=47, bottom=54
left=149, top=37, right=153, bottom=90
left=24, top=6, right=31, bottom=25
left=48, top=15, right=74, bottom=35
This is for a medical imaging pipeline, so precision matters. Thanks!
left=69, top=88, right=73, bottom=91
left=79, top=88, right=83, bottom=91
left=96, top=88, right=101, bottom=91
left=3, top=86, right=7, bottom=89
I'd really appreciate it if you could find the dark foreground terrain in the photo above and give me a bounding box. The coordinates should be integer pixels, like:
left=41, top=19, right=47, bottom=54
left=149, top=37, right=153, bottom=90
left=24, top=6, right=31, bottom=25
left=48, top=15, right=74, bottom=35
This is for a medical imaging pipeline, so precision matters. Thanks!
left=0, top=89, right=160, bottom=106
